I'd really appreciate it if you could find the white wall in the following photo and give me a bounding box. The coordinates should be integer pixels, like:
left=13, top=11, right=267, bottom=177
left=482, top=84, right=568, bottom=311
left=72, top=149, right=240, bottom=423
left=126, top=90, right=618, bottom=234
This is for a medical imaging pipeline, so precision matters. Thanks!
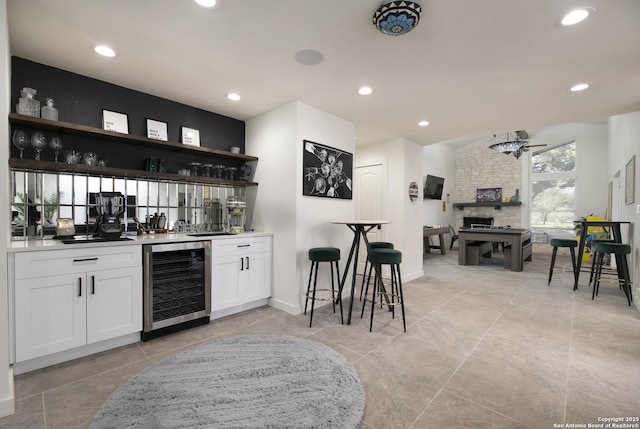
left=0, top=0, right=14, bottom=418
left=246, top=101, right=355, bottom=314
left=356, top=138, right=424, bottom=282
left=608, top=111, right=640, bottom=310
left=423, top=142, right=456, bottom=227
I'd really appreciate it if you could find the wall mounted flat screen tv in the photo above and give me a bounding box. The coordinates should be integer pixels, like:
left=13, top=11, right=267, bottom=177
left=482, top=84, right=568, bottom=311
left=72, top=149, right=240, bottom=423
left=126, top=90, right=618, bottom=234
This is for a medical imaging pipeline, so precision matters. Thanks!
left=424, top=174, right=444, bottom=200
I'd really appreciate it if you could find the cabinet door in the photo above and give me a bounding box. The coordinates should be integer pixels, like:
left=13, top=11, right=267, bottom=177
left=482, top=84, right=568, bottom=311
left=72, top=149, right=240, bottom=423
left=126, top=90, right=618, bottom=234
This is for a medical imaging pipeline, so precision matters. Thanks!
left=241, top=252, right=272, bottom=304
left=86, top=267, right=142, bottom=344
left=211, top=254, right=242, bottom=311
left=15, top=274, right=87, bottom=362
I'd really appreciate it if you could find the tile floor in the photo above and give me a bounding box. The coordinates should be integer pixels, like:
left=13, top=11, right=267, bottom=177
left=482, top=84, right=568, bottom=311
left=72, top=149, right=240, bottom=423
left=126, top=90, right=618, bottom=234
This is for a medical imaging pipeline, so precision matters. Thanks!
left=2, top=247, right=639, bottom=429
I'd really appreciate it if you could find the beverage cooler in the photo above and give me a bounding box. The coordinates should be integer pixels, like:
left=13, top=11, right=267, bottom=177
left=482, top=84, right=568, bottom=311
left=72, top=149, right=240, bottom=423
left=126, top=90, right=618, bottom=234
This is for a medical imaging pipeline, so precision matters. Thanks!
left=142, top=241, right=211, bottom=341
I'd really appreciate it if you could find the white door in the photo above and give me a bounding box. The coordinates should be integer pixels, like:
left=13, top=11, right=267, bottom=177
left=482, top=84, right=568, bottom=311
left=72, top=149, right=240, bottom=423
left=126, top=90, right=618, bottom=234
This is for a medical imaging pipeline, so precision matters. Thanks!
left=354, top=163, right=385, bottom=273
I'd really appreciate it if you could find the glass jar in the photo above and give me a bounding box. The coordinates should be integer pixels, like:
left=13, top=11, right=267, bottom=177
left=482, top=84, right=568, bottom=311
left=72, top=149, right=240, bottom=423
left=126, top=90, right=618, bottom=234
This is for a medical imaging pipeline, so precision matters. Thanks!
left=41, top=98, right=59, bottom=120
left=16, top=87, right=40, bottom=118
left=201, top=164, right=213, bottom=177
left=189, top=162, right=201, bottom=176
left=212, top=165, right=225, bottom=179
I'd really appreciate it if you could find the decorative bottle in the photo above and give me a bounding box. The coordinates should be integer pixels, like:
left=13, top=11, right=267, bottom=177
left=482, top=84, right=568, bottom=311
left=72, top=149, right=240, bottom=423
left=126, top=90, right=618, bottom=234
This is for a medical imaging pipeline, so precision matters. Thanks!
left=158, top=213, right=166, bottom=230
left=41, top=98, right=59, bottom=120
left=510, top=189, right=520, bottom=202
left=16, top=87, right=40, bottom=118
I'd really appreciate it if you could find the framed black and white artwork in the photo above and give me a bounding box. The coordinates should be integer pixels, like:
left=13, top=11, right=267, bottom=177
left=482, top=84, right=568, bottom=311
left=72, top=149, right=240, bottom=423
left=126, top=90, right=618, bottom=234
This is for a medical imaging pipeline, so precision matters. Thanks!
left=102, top=109, right=129, bottom=134
left=302, top=140, right=352, bottom=199
left=146, top=119, right=168, bottom=141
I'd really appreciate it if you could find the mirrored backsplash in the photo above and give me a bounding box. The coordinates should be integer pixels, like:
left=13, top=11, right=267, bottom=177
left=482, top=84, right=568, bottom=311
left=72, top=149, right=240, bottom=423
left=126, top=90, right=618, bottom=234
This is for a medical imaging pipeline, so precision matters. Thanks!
left=11, top=169, right=245, bottom=240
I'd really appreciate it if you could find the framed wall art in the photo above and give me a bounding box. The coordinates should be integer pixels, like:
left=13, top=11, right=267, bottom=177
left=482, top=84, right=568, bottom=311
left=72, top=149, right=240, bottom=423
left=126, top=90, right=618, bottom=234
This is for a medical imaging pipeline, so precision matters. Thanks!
left=476, top=187, right=502, bottom=203
left=102, top=109, right=129, bottom=134
left=625, top=155, right=635, bottom=204
left=181, top=127, right=200, bottom=146
left=302, top=140, right=352, bottom=199
left=146, top=119, right=168, bottom=141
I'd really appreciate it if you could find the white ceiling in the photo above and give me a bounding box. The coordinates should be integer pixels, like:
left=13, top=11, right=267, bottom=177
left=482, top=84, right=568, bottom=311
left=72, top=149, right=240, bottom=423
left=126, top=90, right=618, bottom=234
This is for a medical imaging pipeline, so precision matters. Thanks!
left=7, top=0, right=640, bottom=146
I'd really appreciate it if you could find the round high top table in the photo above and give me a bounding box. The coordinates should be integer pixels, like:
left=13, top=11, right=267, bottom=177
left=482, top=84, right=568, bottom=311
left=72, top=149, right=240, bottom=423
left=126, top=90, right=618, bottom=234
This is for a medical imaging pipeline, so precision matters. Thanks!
left=332, top=220, right=390, bottom=325
left=575, top=220, right=631, bottom=286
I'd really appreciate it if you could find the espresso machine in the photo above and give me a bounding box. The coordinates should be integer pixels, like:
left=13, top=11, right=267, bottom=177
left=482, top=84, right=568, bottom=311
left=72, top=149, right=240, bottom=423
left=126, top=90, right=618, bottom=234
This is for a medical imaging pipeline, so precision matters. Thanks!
left=226, top=195, right=246, bottom=234
left=95, top=192, right=125, bottom=238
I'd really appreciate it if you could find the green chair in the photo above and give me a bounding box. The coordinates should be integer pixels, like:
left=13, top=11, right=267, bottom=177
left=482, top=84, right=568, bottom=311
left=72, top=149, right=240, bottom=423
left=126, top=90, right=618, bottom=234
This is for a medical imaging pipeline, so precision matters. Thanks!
left=360, top=241, right=394, bottom=301
left=592, top=241, right=632, bottom=306
left=305, top=247, right=343, bottom=327
left=361, top=248, right=406, bottom=332
left=548, top=238, right=578, bottom=290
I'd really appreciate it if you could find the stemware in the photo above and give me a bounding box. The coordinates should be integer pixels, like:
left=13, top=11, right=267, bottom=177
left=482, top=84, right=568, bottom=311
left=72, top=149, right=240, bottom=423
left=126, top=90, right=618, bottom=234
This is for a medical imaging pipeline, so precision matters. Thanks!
left=12, top=130, right=29, bottom=158
left=31, top=132, right=47, bottom=161
left=49, top=137, right=63, bottom=162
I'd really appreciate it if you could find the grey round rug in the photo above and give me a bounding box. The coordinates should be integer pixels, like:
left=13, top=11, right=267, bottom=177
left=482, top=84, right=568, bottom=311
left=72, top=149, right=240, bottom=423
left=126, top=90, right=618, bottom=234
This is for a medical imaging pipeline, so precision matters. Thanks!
left=90, top=335, right=365, bottom=429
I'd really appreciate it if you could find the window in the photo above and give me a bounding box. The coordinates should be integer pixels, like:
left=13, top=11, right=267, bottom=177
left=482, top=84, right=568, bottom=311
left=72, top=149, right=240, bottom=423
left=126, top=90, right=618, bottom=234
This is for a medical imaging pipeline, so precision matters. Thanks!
left=530, top=141, right=576, bottom=231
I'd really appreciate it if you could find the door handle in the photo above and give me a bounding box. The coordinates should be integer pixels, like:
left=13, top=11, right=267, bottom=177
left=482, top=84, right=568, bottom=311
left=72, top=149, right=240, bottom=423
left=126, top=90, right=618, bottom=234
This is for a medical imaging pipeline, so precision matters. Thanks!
left=241, top=257, right=244, bottom=271
left=91, top=275, right=95, bottom=294
left=246, top=256, right=249, bottom=270
left=78, top=277, right=82, bottom=297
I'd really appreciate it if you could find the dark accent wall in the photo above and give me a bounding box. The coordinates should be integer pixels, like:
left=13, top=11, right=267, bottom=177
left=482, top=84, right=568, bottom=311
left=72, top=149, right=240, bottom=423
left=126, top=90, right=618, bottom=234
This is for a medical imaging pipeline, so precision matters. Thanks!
left=11, top=57, right=245, bottom=169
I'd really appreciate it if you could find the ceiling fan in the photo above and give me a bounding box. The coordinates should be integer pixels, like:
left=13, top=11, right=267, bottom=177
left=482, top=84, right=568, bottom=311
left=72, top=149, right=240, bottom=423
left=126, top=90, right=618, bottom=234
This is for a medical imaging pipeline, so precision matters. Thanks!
left=488, top=130, right=547, bottom=159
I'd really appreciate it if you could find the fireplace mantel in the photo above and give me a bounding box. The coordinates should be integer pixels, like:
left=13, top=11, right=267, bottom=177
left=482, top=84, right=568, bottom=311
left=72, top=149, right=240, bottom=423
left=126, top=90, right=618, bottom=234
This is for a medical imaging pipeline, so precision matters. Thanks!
left=453, top=202, right=522, bottom=210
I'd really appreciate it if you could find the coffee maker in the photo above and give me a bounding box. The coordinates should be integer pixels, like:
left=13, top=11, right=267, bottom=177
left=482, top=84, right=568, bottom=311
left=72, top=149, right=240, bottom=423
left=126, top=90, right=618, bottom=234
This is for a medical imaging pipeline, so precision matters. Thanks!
left=226, top=195, right=246, bottom=234
left=95, top=192, right=125, bottom=238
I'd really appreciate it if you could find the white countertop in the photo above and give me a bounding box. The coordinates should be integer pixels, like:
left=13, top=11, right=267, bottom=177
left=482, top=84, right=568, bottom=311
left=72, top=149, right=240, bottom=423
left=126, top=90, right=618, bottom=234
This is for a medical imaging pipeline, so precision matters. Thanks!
left=7, top=231, right=273, bottom=252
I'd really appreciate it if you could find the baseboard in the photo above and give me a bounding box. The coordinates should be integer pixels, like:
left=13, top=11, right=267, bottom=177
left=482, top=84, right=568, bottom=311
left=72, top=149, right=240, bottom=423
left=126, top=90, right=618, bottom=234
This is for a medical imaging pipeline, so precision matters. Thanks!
left=0, top=368, right=15, bottom=419
left=403, top=269, right=425, bottom=283
left=268, top=298, right=299, bottom=315
left=13, top=333, right=140, bottom=375
left=210, top=299, right=269, bottom=320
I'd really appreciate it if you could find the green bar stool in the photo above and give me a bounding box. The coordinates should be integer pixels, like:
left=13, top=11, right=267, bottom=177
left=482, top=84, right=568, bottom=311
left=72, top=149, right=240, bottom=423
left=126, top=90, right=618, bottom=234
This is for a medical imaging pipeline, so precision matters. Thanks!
left=592, top=241, right=632, bottom=306
left=360, top=248, right=406, bottom=333
left=588, top=238, right=613, bottom=286
left=304, top=247, right=343, bottom=327
left=360, top=241, right=394, bottom=301
left=548, top=238, right=578, bottom=290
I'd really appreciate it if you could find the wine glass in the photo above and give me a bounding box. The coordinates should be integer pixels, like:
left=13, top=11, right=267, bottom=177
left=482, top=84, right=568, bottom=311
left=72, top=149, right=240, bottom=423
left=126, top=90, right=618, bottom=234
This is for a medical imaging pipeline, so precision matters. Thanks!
left=31, top=132, right=47, bottom=161
left=49, top=137, right=63, bottom=162
left=12, top=130, right=29, bottom=158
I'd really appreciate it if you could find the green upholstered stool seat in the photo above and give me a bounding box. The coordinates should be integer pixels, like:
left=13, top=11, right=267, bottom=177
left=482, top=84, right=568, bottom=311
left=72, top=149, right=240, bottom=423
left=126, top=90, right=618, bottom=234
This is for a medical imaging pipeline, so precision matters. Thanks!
left=367, top=248, right=402, bottom=265
left=593, top=242, right=631, bottom=255
left=305, top=247, right=342, bottom=327
left=549, top=238, right=578, bottom=248
left=309, top=247, right=340, bottom=262
left=361, top=248, right=406, bottom=332
left=592, top=241, right=632, bottom=306
left=548, top=238, right=579, bottom=290
left=369, top=241, right=394, bottom=249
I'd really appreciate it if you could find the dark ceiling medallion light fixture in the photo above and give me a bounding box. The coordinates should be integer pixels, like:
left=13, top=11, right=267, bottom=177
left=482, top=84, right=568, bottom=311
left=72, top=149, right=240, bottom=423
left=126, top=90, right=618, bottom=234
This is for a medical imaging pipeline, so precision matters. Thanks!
left=373, top=1, right=422, bottom=36
left=488, top=131, right=529, bottom=159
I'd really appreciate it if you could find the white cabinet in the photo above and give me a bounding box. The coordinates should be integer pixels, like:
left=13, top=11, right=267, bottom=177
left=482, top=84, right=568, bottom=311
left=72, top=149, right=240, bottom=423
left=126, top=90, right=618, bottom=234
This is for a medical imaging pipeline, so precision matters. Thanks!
left=211, top=236, right=272, bottom=312
left=14, top=246, right=142, bottom=362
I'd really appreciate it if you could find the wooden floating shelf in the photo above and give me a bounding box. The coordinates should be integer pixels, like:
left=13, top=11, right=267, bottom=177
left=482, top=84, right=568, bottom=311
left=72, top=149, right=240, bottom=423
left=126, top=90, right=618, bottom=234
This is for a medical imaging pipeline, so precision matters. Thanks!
left=9, top=158, right=258, bottom=187
left=453, top=202, right=522, bottom=210
left=9, top=113, right=258, bottom=162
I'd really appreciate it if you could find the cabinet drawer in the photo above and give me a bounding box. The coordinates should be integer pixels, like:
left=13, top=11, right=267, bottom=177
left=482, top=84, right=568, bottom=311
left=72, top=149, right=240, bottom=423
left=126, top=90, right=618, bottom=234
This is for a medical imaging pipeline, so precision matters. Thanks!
left=15, top=245, right=142, bottom=279
left=212, top=236, right=272, bottom=256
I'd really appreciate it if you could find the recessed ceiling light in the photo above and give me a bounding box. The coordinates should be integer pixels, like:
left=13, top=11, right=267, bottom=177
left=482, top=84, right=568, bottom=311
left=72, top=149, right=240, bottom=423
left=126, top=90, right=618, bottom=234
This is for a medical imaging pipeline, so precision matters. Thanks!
left=294, top=49, right=324, bottom=66
left=570, top=83, right=590, bottom=92
left=94, top=45, right=116, bottom=57
left=558, top=8, right=593, bottom=27
left=194, top=0, right=219, bottom=8
left=418, top=120, right=430, bottom=127
left=358, top=86, right=373, bottom=95
left=227, top=93, right=241, bottom=101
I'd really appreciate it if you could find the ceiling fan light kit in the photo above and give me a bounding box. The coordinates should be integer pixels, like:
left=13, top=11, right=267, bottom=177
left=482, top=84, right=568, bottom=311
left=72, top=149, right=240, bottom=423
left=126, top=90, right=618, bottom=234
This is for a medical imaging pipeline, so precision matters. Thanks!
left=373, top=1, right=422, bottom=36
left=488, top=130, right=545, bottom=159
